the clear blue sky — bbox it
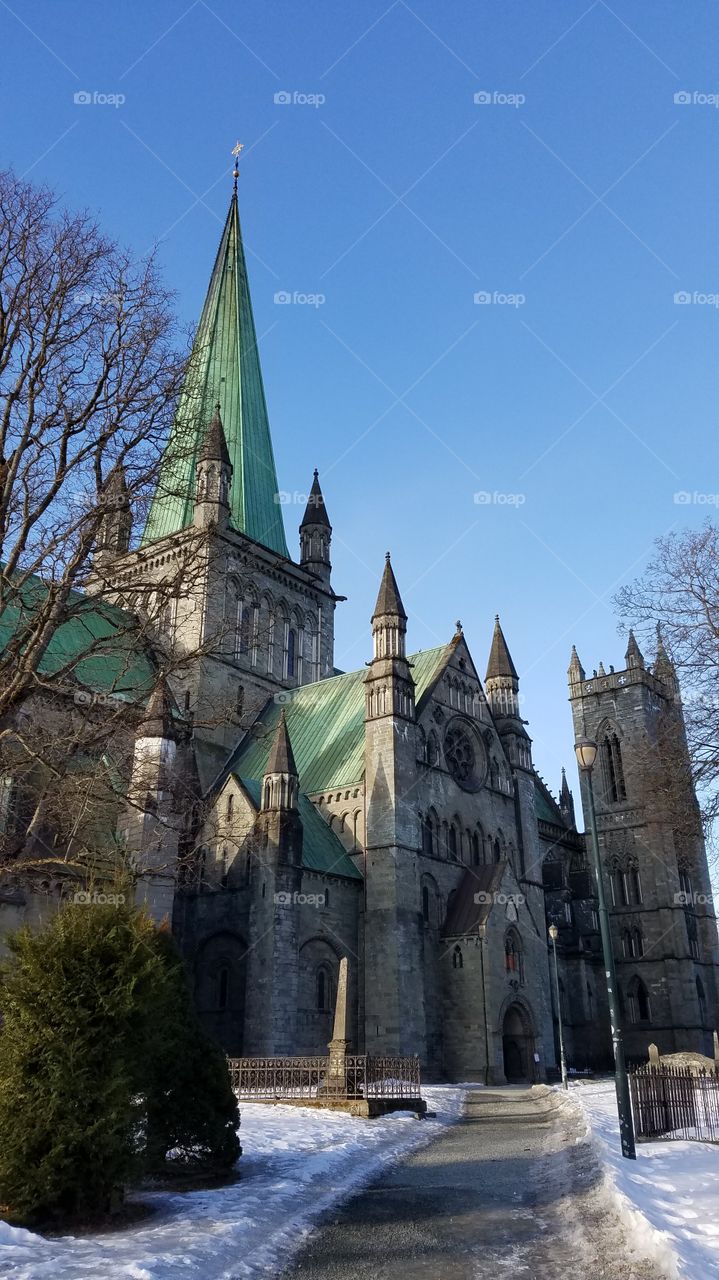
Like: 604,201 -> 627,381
2,0 -> 718,805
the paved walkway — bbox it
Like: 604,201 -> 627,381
288,1086 -> 666,1279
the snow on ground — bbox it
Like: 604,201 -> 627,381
0,1085 -> 468,1280
561,1079 -> 719,1280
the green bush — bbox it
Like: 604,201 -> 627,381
0,898 -> 240,1225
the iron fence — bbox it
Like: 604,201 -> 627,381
630,1064 -> 719,1143
228,1053 -> 422,1102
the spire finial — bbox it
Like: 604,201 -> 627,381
231,140 -> 244,189
385,551 -> 391,562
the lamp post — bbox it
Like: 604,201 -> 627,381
548,923 -> 568,1090
575,736 -> 636,1160
478,921 -> 490,1085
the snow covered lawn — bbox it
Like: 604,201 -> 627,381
0,1085 -> 467,1280
563,1079 -> 719,1280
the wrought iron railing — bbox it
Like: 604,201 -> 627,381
630,1064 -> 719,1143
228,1053 -> 422,1102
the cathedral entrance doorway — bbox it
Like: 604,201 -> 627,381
502,1003 -> 535,1082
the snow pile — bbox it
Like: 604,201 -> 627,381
0,1084 -> 467,1280
563,1079 -> 719,1280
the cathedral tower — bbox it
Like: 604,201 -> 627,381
568,636 -> 719,1056
363,554 -> 426,1058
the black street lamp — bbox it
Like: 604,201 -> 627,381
548,923 -> 568,1090
575,736 -> 636,1160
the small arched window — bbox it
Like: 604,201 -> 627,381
287,627 -> 296,677
448,825 -> 458,860
505,930 -> 524,983
452,945 -> 463,970
471,831 -> 481,865
226,792 -> 234,822
422,884 -> 430,923
218,966 -> 229,1011
493,838 -> 501,864
317,966 -> 334,1012
627,977 -> 650,1023
633,928 -> 644,957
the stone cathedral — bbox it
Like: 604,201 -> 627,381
2,181 -> 717,1083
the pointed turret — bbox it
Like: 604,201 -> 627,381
193,403 -> 233,530
371,553 -> 408,662
299,470 -> 332,588
484,615 -> 530,768
654,624 -> 677,695
142,187 -> 289,556
137,678 -> 177,741
559,767 -> 576,829
567,645 -> 585,688
262,710 -> 299,811
95,463 -> 132,566
625,630 -> 645,670
485,615 -> 518,681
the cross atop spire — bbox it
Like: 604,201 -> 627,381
232,140 -> 243,189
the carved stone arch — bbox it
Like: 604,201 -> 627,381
297,935 -> 343,1053
496,991 -> 536,1038
194,930 -> 248,1055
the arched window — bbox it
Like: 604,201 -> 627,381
452,945 -> 463,969
426,732 -> 438,766
316,966 -> 334,1012
286,626 -> 296,678
493,838 -> 501,864
504,930 -> 524,983
610,867 -> 629,907
627,976 -> 650,1023
448,824 -> 458,860
633,928 -> 644,957
629,867 -> 642,904
236,685 -> 244,718
471,831 -> 481,866
622,929 -> 634,959
422,884 -> 430,923
697,976 -> 707,1026
601,731 -> 627,803
226,792 -> 234,822
218,966 -> 229,1010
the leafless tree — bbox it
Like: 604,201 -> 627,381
616,522 -> 719,839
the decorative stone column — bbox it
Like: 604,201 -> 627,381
325,956 -> 351,1095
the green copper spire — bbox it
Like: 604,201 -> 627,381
141,188 -> 289,557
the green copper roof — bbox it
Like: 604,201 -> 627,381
0,575 -> 157,704
224,644 -> 451,795
141,190 -> 289,557
240,777 -> 362,881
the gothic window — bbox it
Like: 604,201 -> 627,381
445,724 -> 476,787
633,928 -> 644,957
601,732 -> 627,803
610,868 -> 629,907
697,976 -> 707,1026
627,976 -> 650,1023
264,781 -> 271,809
236,684 -> 244,719
296,626 -> 304,683
504,930 -> 524,984
629,868 -> 642,904
421,814 -> 433,857
286,627 -> 296,678
448,824 -> 458,860
226,793 -> 234,822
471,830 -> 481,866
493,838 -> 501,864
422,885 -> 430,923
316,966 -> 334,1012
218,966 -> 229,1011
237,599 -> 252,657
267,613 -> 275,673
452,945 -> 463,969
622,929 -> 634,959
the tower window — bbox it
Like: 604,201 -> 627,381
285,626 -> 296,678
218,966 -> 229,1011
422,884 -> 430,923
452,945 -> 463,969
448,825 -> 458,860
504,930 -> 524,983
602,733 -> 627,804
